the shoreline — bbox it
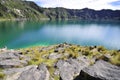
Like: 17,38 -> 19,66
0,43 -> 119,51
0,17 -> 120,22
0,18 -> 50,22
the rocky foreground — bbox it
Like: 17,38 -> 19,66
0,43 -> 120,80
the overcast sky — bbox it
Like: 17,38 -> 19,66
27,0 -> 120,10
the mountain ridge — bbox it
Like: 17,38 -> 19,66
0,0 -> 120,21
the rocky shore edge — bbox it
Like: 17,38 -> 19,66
0,43 -> 120,80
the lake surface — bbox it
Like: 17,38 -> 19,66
0,20 -> 120,49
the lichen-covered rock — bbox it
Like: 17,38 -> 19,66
4,65 -> 37,80
57,60 -> 74,80
0,59 -> 27,68
18,64 -> 49,80
0,51 -> 20,60
0,50 -> 28,68
56,58 -> 90,80
75,60 -> 120,80
48,53 -> 62,59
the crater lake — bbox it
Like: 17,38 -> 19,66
0,20 -> 120,49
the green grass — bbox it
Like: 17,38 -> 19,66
0,68 -> 5,79
11,43 -> 120,80
110,54 -> 120,66
0,72 -> 5,79
0,0 -> 48,20
19,44 -> 120,66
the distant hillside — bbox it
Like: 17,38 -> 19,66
40,7 -> 120,21
0,0 -> 120,21
0,0 -> 48,20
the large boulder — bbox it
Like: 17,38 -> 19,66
0,59 -> 27,68
57,60 -> 74,80
75,60 -> 120,80
4,65 -> 37,80
0,50 -> 28,68
18,64 -> 50,80
56,58 -> 90,80
0,51 -> 21,60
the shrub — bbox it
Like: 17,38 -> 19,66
110,54 -> 120,66
97,46 -> 106,52
0,72 -> 5,79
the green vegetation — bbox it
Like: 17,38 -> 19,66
0,0 -> 120,21
20,46 -> 57,67
0,72 -> 5,79
0,43 -> 119,80
19,44 -> 120,67
0,68 -> 5,79
110,53 -> 120,66
0,0 -> 48,20
18,43 -> 120,79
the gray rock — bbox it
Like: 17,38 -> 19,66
18,67 -> 41,80
0,51 -> 20,60
4,65 -> 37,80
18,64 -> 49,80
0,50 -> 30,69
54,47 -> 65,53
57,60 -> 74,80
77,56 -> 91,65
41,46 -> 54,52
75,60 -> 120,80
4,65 -> 37,75
56,58 -> 89,80
37,64 -> 50,80
0,59 -> 27,68
68,58 -> 87,74
54,69 -> 59,76
48,53 -> 62,59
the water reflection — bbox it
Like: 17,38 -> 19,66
0,20 -> 120,49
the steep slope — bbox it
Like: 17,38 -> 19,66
0,0 -> 120,21
67,8 -> 120,21
0,0 -> 48,20
42,8 -> 120,21
41,7 -> 70,20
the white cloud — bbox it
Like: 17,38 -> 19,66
27,0 -> 120,10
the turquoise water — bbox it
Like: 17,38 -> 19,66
0,20 -> 120,49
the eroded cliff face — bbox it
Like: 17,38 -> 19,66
0,43 -> 120,80
0,0 -> 120,21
